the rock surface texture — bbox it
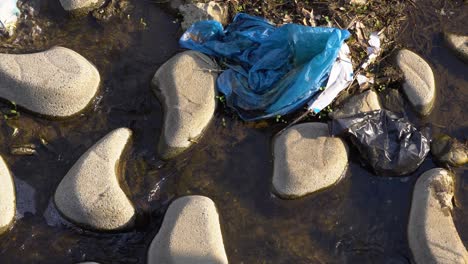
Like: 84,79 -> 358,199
379,88 -> 406,114
396,49 -> 436,116
0,46 -> 100,117
152,51 -> 218,159
408,168 -> 468,264
148,196 -> 228,264
0,156 -> 15,235
431,134 -> 468,167
59,0 -> 103,12
272,123 -> 348,199
179,1 -> 229,30
54,128 -> 135,231
444,33 -> 468,63
330,90 -> 381,119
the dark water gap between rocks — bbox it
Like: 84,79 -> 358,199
0,0 -> 466,263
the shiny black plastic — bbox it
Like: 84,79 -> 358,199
331,110 -> 430,176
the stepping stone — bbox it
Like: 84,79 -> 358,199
59,0 -> 104,12
272,123 -> 348,199
148,196 -> 228,264
330,90 -> 381,119
179,1 -> 229,30
152,51 -> 218,160
54,128 -> 135,231
395,49 -> 436,116
444,32 -> 468,63
0,46 -> 100,117
408,168 -> 468,263
0,156 -> 15,235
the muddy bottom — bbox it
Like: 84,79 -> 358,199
0,0 -> 467,263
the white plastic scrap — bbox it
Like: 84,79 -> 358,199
356,74 -> 374,86
361,32 -> 381,70
0,0 -> 20,35
308,43 -> 354,113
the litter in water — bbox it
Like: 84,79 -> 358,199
180,13 -> 350,121
331,110 -> 430,176
308,43 -> 354,114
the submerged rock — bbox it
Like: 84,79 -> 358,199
91,0 -> 131,21
272,123 -> 348,199
152,51 -> 218,160
379,88 -> 406,114
148,196 -> 228,264
444,33 -> 468,63
396,49 -> 436,116
408,168 -> 468,263
54,128 -> 135,231
179,1 -> 229,30
59,0 -> 104,12
330,90 -> 381,119
431,134 -> 467,167
0,156 -> 15,235
0,46 -> 100,117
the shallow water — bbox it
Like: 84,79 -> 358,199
0,0 -> 466,263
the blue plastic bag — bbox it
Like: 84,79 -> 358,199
180,13 -> 350,121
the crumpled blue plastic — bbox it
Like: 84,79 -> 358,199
180,13 -> 350,121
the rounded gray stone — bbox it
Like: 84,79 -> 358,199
0,46 -> 100,117
148,196 -> 228,264
179,1 -> 229,30
444,33 -> 468,63
59,0 -> 103,12
408,168 -> 468,264
152,51 -> 218,160
272,123 -> 348,199
0,156 -> 15,235
330,89 -> 381,119
396,49 -> 436,116
54,128 -> 135,231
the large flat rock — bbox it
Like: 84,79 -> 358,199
152,51 -> 218,159
396,49 -> 436,116
54,128 -> 135,231
408,168 -> 468,263
148,196 -> 228,264
272,123 -> 348,199
444,33 -> 468,63
0,46 -> 100,117
330,90 -> 381,119
0,156 -> 15,235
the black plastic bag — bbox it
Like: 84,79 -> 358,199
331,110 -> 430,176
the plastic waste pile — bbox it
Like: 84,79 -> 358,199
180,13 -> 350,121
0,0 -> 20,36
331,110 -> 430,176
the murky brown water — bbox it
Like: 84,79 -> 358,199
0,0 -> 466,263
